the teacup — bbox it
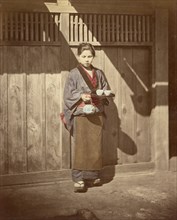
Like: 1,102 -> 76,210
96,89 -> 104,96
104,90 -> 112,96
83,104 -> 95,114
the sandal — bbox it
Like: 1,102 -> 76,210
85,178 -> 102,187
93,178 -> 101,186
74,181 -> 86,193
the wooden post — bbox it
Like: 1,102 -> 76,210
60,13 -> 71,169
153,9 -> 169,170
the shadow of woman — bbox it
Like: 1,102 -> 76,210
100,97 -> 137,184
100,98 -> 119,183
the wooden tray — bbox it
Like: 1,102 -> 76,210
91,93 -> 115,98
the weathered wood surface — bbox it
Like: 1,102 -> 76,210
0,47 -> 8,175
0,45 -> 64,174
0,6 -> 171,178
0,45 -> 153,175
154,9 -> 169,170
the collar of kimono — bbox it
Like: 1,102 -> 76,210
78,64 -> 98,90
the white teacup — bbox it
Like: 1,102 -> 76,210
104,90 -> 112,96
83,104 -> 95,114
96,89 -> 104,96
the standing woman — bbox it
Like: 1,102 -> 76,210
63,43 -> 109,192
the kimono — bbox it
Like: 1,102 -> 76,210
63,64 -> 108,181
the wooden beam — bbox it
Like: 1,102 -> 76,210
153,9 -> 169,170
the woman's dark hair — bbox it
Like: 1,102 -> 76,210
77,43 -> 95,57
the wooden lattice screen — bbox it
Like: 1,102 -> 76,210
69,14 -> 153,45
0,12 -> 61,44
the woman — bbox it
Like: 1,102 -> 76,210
63,43 -> 109,192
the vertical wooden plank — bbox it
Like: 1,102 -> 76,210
15,12 -> 19,41
54,14 -> 59,42
88,14 -> 93,42
98,14 -> 102,42
134,15 -> 137,42
125,15 -> 128,42
49,14 -> 54,42
46,73 -> 61,170
118,48 -> 137,164
35,13 -> 39,41
60,13 -> 71,169
30,13 -> 34,41
83,14 -> 88,42
142,16 -> 146,42
129,15 -> 133,42
102,47 -> 119,166
22,47 -> 27,174
154,9 -> 169,170
0,47 -> 8,174
45,13 -> 49,42
40,13 -> 44,42
0,12 -> 2,41
117,47 -> 123,164
27,74 -> 45,172
20,12 -> 24,41
4,12 -> 8,41
138,16 -> 142,42
41,48 -> 46,172
107,15 -> 110,42
43,45 -> 61,169
6,47 -> 27,173
25,13 -> 29,41
69,14 -> 73,42
93,14 -> 97,42
120,15 -> 124,42
146,16 -> 150,42
102,15 -> 106,42
133,48 -> 151,162
9,12 -> 13,40
26,46 -> 45,172
0,73 -> 8,174
111,15 -> 115,42
116,15 -> 120,42
44,46 -> 61,170
79,14 -> 83,42
8,74 -> 26,173
74,14 -> 78,42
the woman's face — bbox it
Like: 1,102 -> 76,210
78,50 -> 94,68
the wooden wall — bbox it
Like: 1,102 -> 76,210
0,0 -> 172,185
0,45 -> 153,177
0,45 -> 67,175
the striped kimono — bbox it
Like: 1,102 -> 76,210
63,64 -> 108,181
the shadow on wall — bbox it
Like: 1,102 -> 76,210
100,71 -> 137,183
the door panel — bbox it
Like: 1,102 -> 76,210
93,47 -> 152,165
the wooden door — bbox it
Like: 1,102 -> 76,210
0,11 -> 154,185
0,45 -> 64,175
93,47 -> 152,166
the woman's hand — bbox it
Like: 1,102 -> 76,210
81,93 -> 91,102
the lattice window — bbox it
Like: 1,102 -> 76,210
69,14 -> 153,45
0,12 -> 61,44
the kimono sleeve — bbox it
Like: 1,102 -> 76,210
63,72 -> 82,110
100,70 -> 108,90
